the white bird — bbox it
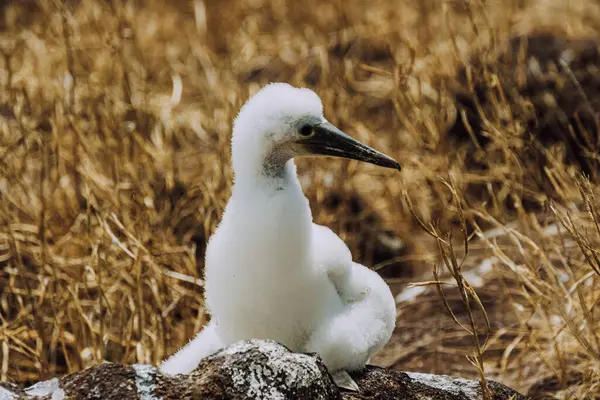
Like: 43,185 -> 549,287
160,83 -> 399,389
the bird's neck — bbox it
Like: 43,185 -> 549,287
235,158 -> 300,195
229,158 -> 312,259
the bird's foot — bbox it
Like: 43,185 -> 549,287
331,370 -> 359,392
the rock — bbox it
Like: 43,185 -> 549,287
346,368 -> 529,399
0,339 -> 527,400
187,339 -> 341,400
0,382 -> 28,399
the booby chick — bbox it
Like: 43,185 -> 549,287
160,83 -> 399,387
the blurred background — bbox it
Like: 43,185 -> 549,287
0,0 -> 599,397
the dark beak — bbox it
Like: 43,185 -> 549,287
298,122 -> 401,171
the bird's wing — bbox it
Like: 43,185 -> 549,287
304,256 -> 397,373
307,224 -> 397,373
311,223 -> 366,302
311,223 -> 351,277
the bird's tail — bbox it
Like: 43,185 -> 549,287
159,320 -> 224,375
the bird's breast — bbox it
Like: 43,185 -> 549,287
203,182 -> 338,348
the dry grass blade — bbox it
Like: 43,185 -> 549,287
0,0 -> 599,397
406,180 -> 492,400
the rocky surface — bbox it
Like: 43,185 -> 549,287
0,339 -> 527,400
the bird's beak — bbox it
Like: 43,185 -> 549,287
298,122 -> 401,171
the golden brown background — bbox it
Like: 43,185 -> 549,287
1,0 -> 599,398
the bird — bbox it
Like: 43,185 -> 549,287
160,82 -> 399,389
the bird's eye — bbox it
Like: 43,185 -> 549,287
298,124 -> 314,138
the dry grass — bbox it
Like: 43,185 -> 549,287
0,0 -> 599,397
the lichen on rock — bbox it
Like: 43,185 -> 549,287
0,340 -> 527,400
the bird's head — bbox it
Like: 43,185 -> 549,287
231,83 -> 400,180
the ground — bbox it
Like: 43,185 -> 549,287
0,0 -> 599,398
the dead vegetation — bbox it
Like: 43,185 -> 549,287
0,0 -> 599,397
